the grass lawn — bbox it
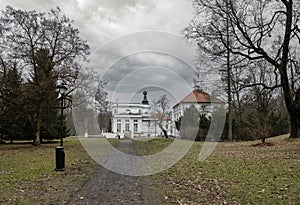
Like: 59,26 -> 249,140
1,135 -> 299,204
134,135 -> 300,204
0,136 -> 99,204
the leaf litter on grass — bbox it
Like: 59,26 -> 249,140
0,137 -> 98,204
136,135 -> 300,204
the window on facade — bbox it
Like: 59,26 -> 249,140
117,119 -> 121,122
125,123 -> 130,131
117,123 -> 121,132
125,119 -> 129,122
133,119 -> 138,122
134,123 -> 138,132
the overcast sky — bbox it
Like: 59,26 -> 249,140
0,0 -> 208,106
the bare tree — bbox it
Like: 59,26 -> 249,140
95,81 -> 108,113
184,0 -> 300,138
243,61 -> 281,143
0,6 -> 90,145
152,95 -> 170,138
95,81 -> 111,133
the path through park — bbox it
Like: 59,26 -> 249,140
67,139 -> 161,205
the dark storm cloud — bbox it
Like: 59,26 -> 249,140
1,0 -> 200,104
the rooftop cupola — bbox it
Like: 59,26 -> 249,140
142,91 -> 149,105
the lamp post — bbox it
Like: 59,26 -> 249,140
55,84 -> 67,171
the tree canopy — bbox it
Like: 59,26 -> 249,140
184,0 -> 300,138
0,6 -> 90,144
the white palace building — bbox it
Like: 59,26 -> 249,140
109,88 -> 223,139
111,91 -> 169,138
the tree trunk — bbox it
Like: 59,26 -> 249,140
162,129 -> 168,138
294,89 -> 300,138
159,123 -> 168,138
279,67 -> 299,138
33,115 -> 41,145
281,84 -> 299,138
280,1 -> 298,138
289,113 -> 299,138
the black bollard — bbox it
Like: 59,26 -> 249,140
55,146 -> 65,171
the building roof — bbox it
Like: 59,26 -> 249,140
173,89 -> 224,107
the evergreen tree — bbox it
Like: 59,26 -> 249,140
0,67 -> 27,142
0,6 -> 90,145
23,49 -> 60,144
180,105 -> 200,141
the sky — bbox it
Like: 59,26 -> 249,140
0,0 -> 215,106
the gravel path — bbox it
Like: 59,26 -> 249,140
67,139 -> 161,205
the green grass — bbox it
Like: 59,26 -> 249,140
1,135 -> 299,204
107,138 -> 121,148
133,138 -> 174,155
0,137 -> 98,204
133,135 -> 300,204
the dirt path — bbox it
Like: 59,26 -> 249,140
67,139 -> 161,205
